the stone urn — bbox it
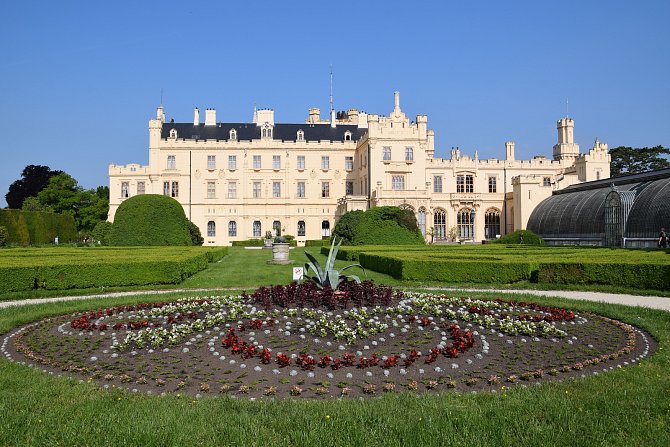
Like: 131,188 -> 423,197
267,242 -> 294,264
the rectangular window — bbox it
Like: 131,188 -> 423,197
466,175 -> 474,193
253,181 -> 261,198
321,182 -> 330,198
321,156 -> 330,170
297,221 -> 306,237
228,221 -> 237,237
543,177 -> 552,187
163,181 -> 170,196
488,176 -> 497,193
457,175 -> 464,193
253,155 -> 261,170
297,181 -> 305,198
383,146 -> 391,161
167,155 -> 176,170
228,155 -> 237,170
405,147 -> 414,161
434,175 -> 442,193
346,181 -> 353,195
253,221 -> 261,237
171,181 -> 179,198
273,181 -> 281,198
273,155 -> 281,170
207,155 -> 216,170
207,181 -> 216,199
297,155 -> 305,170
121,182 -> 129,198
345,156 -> 353,171
228,182 -> 237,199
137,181 -> 145,195
392,175 -> 405,190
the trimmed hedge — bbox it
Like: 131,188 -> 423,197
491,229 -> 545,245
537,262 -> 670,290
109,195 -> 192,246
0,247 -> 227,293
333,207 -> 425,246
305,239 -> 330,247
232,239 -> 297,247
0,209 -> 77,245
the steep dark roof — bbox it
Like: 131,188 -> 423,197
161,122 -> 365,142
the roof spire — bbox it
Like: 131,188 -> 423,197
329,65 -> 334,115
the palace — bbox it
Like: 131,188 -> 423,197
108,92 -> 610,245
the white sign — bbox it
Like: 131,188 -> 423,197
292,267 -> 304,281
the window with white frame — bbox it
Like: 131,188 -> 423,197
137,181 -> 145,195
253,155 -> 261,169
163,181 -> 170,196
466,175 -> 474,193
383,146 -> 391,161
321,156 -> 330,170
392,175 -> 405,190
297,130 -> 304,141
228,221 -> 237,237
297,220 -> 305,237
252,221 -> 261,237
228,155 -> 237,170
344,131 -> 352,141
171,181 -> 179,197
167,155 -> 176,169
488,176 -> 497,193
229,129 -> 237,140
345,156 -> 353,170
346,181 -> 353,195
121,182 -> 129,198
434,175 -> 442,193
207,221 -> 216,237
207,181 -> 216,199
253,181 -> 261,198
228,182 -> 237,199
457,174 -> 474,193
273,155 -> 281,170
543,177 -> 552,187
273,181 -> 281,198
261,125 -> 273,139
297,155 -> 305,170
321,181 -> 330,198
405,147 -> 414,161
207,155 -> 216,170
297,181 -> 305,198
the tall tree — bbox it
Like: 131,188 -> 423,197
5,165 -> 63,209
609,146 -> 670,177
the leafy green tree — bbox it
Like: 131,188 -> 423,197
21,196 -> 52,212
91,221 -> 113,245
333,206 -> 425,245
5,165 -> 63,209
609,146 -> 670,177
187,220 -> 204,246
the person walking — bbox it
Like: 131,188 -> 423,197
658,227 -> 667,248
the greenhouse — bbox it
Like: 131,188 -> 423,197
527,169 -> 670,247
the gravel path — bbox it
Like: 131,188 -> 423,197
1,287 -> 669,311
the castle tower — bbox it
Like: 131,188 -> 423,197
552,118 -> 580,163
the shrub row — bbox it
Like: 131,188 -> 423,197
0,209 -> 77,245
232,239 -> 297,247
536,262 -> 670,290
305,239 -> 330,247
0,247 -> 227,293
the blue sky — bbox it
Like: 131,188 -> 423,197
1,1 -> 668,207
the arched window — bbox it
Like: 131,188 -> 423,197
484,208 -> 501,239
322,220 -> 330,237
418,207 -> 427,237
229,129 -> 237,141
297,220 -> 306,237
207,221 -> 216,237
273,220 -> 281,236
458,208 -> 475,240
262,124 -> 273,139
169,128 -> 178,139
297,129 -> 304,141
433,209 -> 446,240
253,221 -> 261,237
228,221 -> 237,237
344,131 -> 352,141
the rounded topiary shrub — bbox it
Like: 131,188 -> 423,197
92,221 -> 113,245
108,195 -> 192,246
333,206 -> 425,245
492,229 -> 545,245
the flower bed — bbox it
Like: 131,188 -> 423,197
1,283 -> 654,399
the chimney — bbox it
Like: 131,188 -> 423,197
205,108 -> 216,126
505,141 -> 515,161
394,91 -> 401,113
193,108 -> 200,126
330,109 -> 336,128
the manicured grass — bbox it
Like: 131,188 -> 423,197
0,291 -> 668,446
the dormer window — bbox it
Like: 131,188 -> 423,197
261,124 -> 273,139
297,129 -> 304,141
169,128 -> 178,140
229,128 -> 237,141
344,131 -> 352,141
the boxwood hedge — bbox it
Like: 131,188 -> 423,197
0,209 -> 77,245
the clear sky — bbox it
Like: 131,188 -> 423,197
1,0 -> 668,207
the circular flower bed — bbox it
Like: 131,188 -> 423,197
1,282 -> 654,399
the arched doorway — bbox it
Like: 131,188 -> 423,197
457,208 -> 475,240
433,209 -> 446,240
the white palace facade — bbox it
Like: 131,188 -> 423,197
108,92 -> 611,246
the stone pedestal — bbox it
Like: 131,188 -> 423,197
266,243 -> 294,264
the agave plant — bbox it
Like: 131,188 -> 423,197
304,237 -> 364,290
